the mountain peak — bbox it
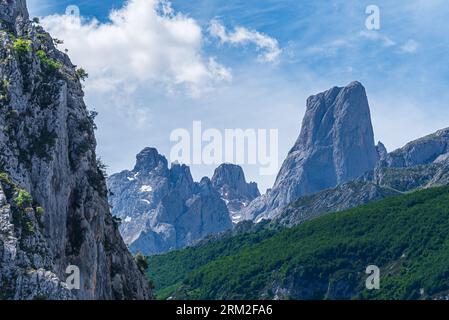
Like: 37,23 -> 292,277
211,163 -> 260,223
294,81 -> 374,153
212,163 -> 246,188
133,147 -> 168,172
242,81 -> 379,221
376,141 -> 388,161
347,80 -> 363,88
107,150 -> 232,255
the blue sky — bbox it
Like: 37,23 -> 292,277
29,0 -> 449,192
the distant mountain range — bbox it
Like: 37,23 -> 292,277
141,82 -> 449,300
107,149 -> 259,255
109,81 -> 449,257
2,0 -> 447,302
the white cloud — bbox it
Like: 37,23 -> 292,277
208,19 -> 282,62
400,39 -> 419,53
40,0 -> 231,97
358,31 -> 396,47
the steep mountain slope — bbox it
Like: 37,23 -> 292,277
211,164 -> 260,224
107,148 -> 232,256
0,0 -> 151,299
241,81 -> 379,221
147,186 -> 449,300
383,128 -> 449,168
277,156 -> 449,227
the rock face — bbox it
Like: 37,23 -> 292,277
107,148 -> 233,256
0,0 -> 28,26
211,164 -> 260,224
242,81 -> 379,221
382,128 -> 449,168
0,1 -> 151,300
277,127 -> 449,227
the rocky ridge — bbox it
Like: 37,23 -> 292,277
107,148 -> 233,256
277,127 -> 449,227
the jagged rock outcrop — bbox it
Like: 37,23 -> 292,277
277,128 -> 449,227
376,141 -> 388,162
382,128 -> 449,168
242,81 -> 379,221
211,164 -> 260,224
107,148 -> 232,256
0,0 -> 151,300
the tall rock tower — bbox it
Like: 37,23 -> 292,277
242,81 -> 379,221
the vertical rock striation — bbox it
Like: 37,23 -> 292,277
242,81 -> 379,221
0,0 -> 151,299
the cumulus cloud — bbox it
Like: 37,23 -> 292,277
40,0 -> 231,96
208,19 -> 282,62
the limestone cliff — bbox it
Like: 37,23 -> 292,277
242,81 -> 379,221
0,0 -> 151,300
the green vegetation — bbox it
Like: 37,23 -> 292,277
87,158 -> 108,197
0,172 -> 14,198
13,38 -> 32,57
75,67 -> 88,81
147,186 -> 449,300
12,189 -> 35,235
0,173 -> 44,237
14,189 -> 33,209
36,206 -> 45,216
133,253 -> 156,289
147,223 -> 277,299
135,253 -> 149,274
12,39 -> 33,90
36,50 -> 62,73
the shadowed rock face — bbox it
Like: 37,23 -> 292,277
107,148 -> 233,256
0,0 -> 151,300
242,81 -> 379,221
211,164 -> 260,224
0,0 -> 28,25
